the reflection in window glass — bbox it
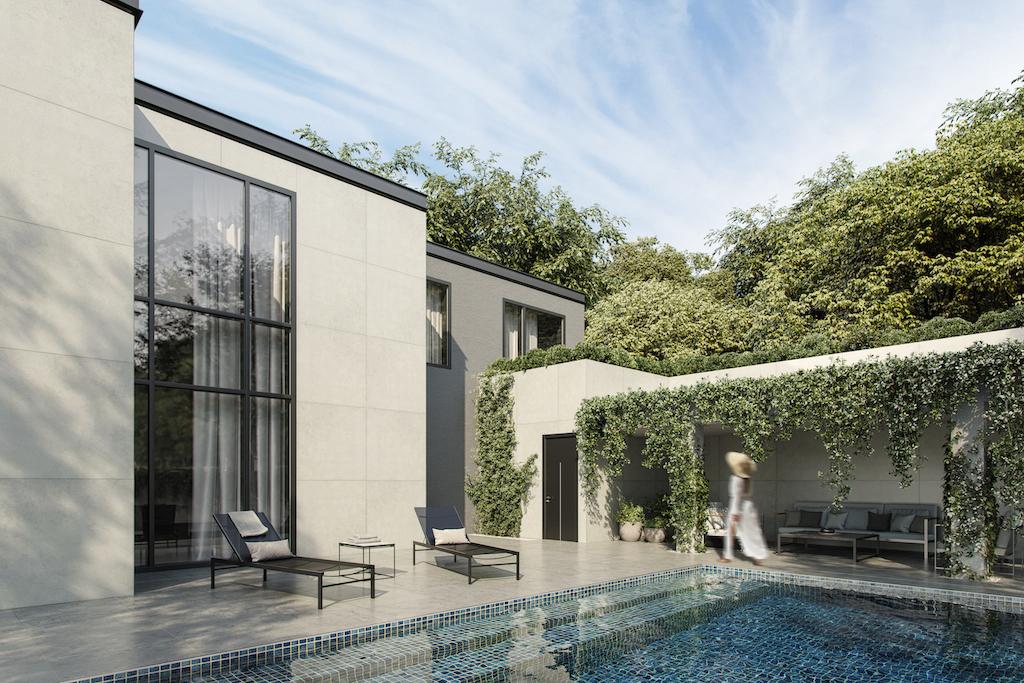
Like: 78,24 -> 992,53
503,303 -> 563,359
134,302 -> 148,379
250,186 -> 292,322
153,388 -> 240,565
134,147 -> 149,296
153,154 -> 244,311
134,385 -> 149,567
153,305 -> 242,389
426,281 -> 448,366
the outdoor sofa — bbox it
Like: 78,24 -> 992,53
211,511 -> 376,609
775,501 -> 939,567
413,506 -> 521,584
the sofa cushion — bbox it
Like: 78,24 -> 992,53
785,509 -> 803,526
878,531 -> 935,543
868,512 -> 891,532
845,509 -> 869,530
799,510 -> 823,528
891,513 -> 915,533
824,511 -> 848,530
909,515 -> 929,535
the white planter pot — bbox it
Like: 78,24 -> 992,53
643,527 -> 667,543
619,522 -> 643,542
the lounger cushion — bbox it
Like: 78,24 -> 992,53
433,528 -> 470,545
229,510 -> 269,538
845,509 -> 869,530
785,510 -> 802,526
246,539 -> 293,561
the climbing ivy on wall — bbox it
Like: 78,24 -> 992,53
573,342 -> 1024,577
466,374 -> 537,537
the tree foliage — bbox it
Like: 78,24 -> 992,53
293,129 -> 624,301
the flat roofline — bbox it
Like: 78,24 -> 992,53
100,0 -> 142,25
426,242 -> 587,304
134,80 -> 427,211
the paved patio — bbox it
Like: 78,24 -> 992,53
2,539 -> 1021,682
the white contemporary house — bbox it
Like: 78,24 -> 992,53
0,0 -> 584,610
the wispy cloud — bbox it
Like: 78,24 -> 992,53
136,0 -> 1024,251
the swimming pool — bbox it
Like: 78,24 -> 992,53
74,567 -> 1024,682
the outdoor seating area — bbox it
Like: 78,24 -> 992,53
775,501 -> 939,567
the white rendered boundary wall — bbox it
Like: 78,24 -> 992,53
510,328 -> 1024,543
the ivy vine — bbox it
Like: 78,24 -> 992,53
573,342 -> 1024,577
466,374 -> 537,536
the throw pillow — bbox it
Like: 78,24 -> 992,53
824,511 -> 848,530
785,510 -> 802,526
891,514 -> 915,533
433,527 -> 470,545
798,510 -> 822,528
867,512 -> 891,532
246,539 -> 293,562
845,509 -> 869,530
910,516 -> 930,534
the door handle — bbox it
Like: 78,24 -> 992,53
544,496 -> 552,504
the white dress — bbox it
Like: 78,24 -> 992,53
724,474 -> 768,560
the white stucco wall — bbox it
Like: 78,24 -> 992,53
511,328 -> 1024,544
0,0 -> 137,609
134,106 -> 428,559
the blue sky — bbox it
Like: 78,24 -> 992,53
135,0 -> 1024,252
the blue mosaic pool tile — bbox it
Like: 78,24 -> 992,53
66,565 -> 1024,683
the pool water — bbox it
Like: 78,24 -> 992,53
200,572 -> 1024,682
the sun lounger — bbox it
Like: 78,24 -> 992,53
211,511 -> 375,609
412,506 -> 520,584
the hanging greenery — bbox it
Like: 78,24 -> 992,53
573,341 -> 1024,577
466,374 -> 538,536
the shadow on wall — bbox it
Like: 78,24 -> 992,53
0,183 -> 135,608
602,436 -> 670,539
426,335 -> 466,523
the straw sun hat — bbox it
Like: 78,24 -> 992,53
725,451 -> 757,479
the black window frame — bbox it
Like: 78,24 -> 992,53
501,299 -> 565,359
133,140 -> 297,571
426,278 -> 451,369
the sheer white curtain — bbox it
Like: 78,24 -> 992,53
426,282 -> 447,365
250,187 -> 291,538
504,303 -> 521,358
523,309 -> 539,353
189,168 -> 244,561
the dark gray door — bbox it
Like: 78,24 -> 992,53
543,435 -> 578,541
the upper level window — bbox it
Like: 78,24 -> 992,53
426,280 -> 449,367
503,302 -> 564,359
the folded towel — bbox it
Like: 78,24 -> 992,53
351,534 -> 379,541
349,536 -> 380,542
229,510 -> 268,538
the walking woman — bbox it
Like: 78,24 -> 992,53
722,450 -> 768,565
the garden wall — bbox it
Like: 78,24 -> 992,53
510,327 -> 1024,543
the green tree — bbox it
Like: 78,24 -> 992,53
598,237 -> 710,297
584,280 -> 752,359
293,130 -> 624,301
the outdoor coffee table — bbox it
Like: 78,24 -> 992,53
339,541 -> 396,579
776,530 -> 880,564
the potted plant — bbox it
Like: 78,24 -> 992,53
642,494 -> 672,543
643,516 -> 669,543
617,501 -> 645,542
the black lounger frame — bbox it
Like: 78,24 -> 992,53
412,506 -> 520,584
211,512 -> 375,609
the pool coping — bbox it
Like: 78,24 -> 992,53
66,565 -> 1024,682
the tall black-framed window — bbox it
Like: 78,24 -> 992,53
502,301 -> 564,359
133,142 -> 296,569
426,279 -> 450,367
